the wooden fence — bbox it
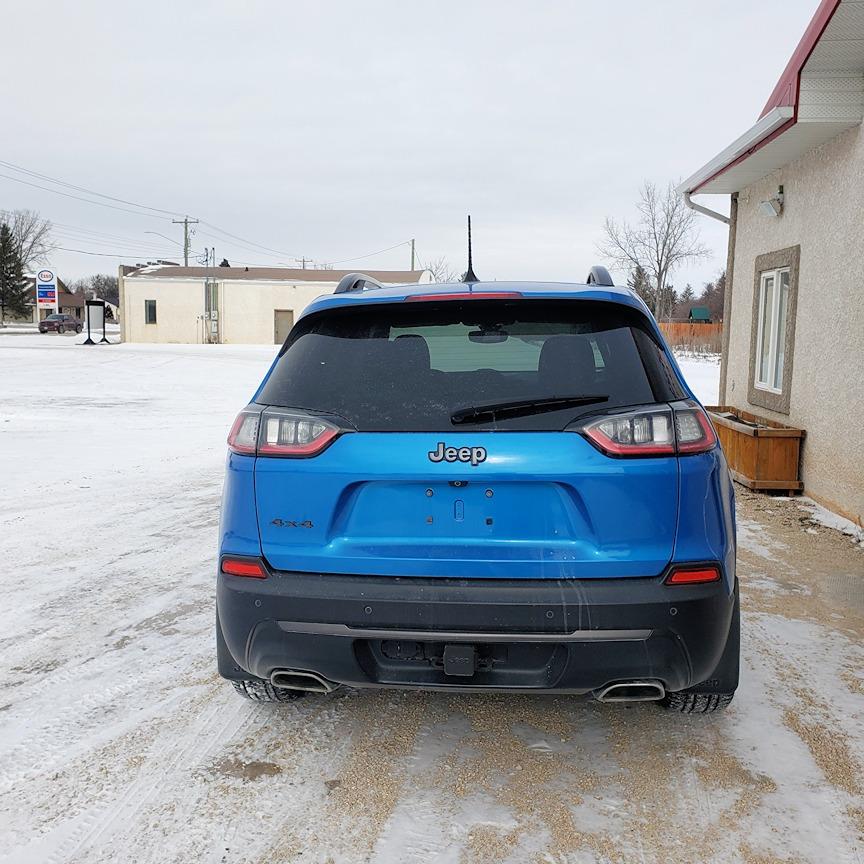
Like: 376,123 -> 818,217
658,322 -> 722,355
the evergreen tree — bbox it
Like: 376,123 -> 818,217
0,222 -> 29,325
626,264 -> 655,307
680,283 -> 695,306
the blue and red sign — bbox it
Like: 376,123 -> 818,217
36,269 -> 57,308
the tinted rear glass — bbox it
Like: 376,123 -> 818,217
257,300 -> 684,431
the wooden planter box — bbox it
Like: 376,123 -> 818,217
705,406 -> 805,493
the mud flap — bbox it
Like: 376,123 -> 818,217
216,611 -> 247,680
691,582 -> 740,693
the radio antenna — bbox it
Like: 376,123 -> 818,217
463,214 -> 478,282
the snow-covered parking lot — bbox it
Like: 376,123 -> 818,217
1,333 -> 862,864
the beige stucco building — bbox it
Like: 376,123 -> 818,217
681,0 -> 864,525
119,265 -> 431,345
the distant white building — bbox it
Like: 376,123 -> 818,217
118,265 -> 432,344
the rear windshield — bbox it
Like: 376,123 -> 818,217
257,300 -> 684,431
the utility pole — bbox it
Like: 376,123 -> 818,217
172,216 -> 199,267
410,238 -> 415,270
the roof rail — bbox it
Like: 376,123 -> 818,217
334,272 -> 385,294
586,266 -> 614,287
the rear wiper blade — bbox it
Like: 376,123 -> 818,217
450,395 -> 609,425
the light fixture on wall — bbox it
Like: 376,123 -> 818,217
759,185 -> 784,217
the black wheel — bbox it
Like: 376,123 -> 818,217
76,325 -> 83,333
661,581 -> 739,714
58,324 -> 66,334
231,679 -> 306,703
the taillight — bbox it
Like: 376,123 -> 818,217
227,407 -> 342,457
674,406 -> 718,453
665,564 -> 721,585
227,410 -> 260,455
581,402 -> 717,457
258,410 -> 340,457
221,558 -> 266,578
582,408 -> 675,456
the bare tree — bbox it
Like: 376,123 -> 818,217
0,209 -> 54,272
423,256 -> 459,283
68,273 -> 119,306
598,182 -> 708,318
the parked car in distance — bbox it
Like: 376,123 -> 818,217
39,314 -> 83,334
217,269 -> 739,713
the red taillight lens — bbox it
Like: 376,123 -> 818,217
221,558 -> 266,578
582,408 -> 675,456
227,410 -> 260,455
257,410 -> 340,457
227,407 -> 342,458
581,403 -> 717,458
405,291 -> 523,302
674,407 -> 718,454
665,564 -> 721,585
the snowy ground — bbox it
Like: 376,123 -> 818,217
675,354 -> 721,405
1,334 -> 861,864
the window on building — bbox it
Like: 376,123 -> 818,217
754,267 -> 790,393
747,246 -> 799,415
145,299 -> 157,325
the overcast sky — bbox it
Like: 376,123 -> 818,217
3,0 -> 819,289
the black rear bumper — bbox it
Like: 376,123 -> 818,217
216,562 -> 737,694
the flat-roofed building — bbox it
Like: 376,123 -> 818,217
119,265 -> 432,344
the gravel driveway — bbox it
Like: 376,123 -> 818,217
1,337 -> 861,864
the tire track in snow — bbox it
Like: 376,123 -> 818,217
0,625 -> 205,793
40,695 -> 252,864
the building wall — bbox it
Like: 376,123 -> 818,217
122,279 -> 204,343
121,278 -> 344,344
725,123 -> 864,524
220,281 -> 335,344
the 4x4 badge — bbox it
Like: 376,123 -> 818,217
428,442 -> 487,467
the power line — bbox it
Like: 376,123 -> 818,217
52,228 -> 179,251
53,245 -> 185,259
197,220 -> 300,259
193,228 -> 292,261
0,172 -> 173,220
53,223 -> 162,243
0,159 -> 186,218
326,239 -> 412,266
2,159 -> 418,271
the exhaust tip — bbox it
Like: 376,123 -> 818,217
271,669 -> 338,694
594,681 -> 665,703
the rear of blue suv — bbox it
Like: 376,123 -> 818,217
217,278 -> 739,712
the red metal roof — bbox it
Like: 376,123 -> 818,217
760,0 -> 842,118
682,0 -> 864,196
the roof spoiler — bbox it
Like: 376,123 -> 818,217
334,272 -> 385,294
586,266 -> 614,287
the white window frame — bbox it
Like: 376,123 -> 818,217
754,267 -> 789,394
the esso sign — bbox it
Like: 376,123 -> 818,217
37,270 -> 54,283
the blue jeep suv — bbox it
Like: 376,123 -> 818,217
217,269 -> 739,712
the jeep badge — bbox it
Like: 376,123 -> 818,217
428,442 -> 487,466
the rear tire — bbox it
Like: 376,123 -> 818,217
661,580 -> 739,714
231,679 -> 306,703
58,324 -> 66,333
661,691 -> 734,713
